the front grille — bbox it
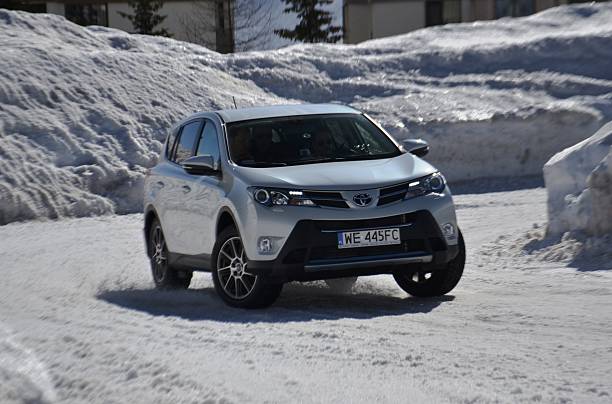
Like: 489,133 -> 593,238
316,200 -> 350,208
378,181 -> 410,206
303,191 -> 350,209
378,178 -> 428,206
300,177 -> 430,209
315,213 -> 414,231
380,182 -> 411,196
378,193 -> 405,206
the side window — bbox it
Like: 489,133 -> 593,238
196,121 -> 221,165
165,128 -> 179,159
173,121 -> 202,163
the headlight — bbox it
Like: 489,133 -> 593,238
424,172 -> 446,193
250,187 -> 316,207
404,172 -> 446,200
253,189 -> 271,204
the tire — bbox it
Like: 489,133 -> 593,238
325,277 -> 358,293
211,227 -> 283,309
148,218 -> 192,289
393,230 -> 465,297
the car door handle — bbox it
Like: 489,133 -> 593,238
182,185 -> 191,194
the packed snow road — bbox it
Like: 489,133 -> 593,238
1,187 -> 611,404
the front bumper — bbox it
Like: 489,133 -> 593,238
235,186 -> 458,262
247,210 -> 459,283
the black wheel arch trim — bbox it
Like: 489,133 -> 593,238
144,205 -> 161,258
216,207 -> 239,235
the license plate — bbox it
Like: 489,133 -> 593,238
337,228 -> 401,249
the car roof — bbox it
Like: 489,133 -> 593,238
213,103 -> 361,123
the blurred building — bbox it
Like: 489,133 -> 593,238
1,0 -> 235,52
343,0 -> 606,43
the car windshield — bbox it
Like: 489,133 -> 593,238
226,114 -> 402,167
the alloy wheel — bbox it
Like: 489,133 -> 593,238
151,225 -> 167,282
410,271 -> 433,284
217,236 -> 257,299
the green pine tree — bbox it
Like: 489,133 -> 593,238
274,0 -> 342,43
118,0 -> 171,37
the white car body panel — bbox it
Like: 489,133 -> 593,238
144,104 -> 459,265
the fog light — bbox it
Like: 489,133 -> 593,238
442,223 -> 456,238
258,237 -> 273,254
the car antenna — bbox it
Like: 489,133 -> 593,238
232,96 -> 238,109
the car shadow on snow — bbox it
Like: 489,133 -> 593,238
96,283 -> 454,323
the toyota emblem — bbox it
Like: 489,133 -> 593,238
353,193 -> 373,207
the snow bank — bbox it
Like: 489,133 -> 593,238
0,12 -> 283,224
1,4 -> 612,224
544,122 -> 612,236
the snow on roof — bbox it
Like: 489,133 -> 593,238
214,103 -> 360,123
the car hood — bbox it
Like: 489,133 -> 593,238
231,153 -> 437,191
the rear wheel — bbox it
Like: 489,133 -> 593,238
212,227 -> 283,309
394,230 -> 465,297
325,277 -> 358,293
148,219 -> 192,289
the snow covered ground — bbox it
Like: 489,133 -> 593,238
2,3 -> 612,224
1,187 -> 611,404
1,6 -> 611,401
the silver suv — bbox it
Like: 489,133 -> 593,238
144,104 -> 464,308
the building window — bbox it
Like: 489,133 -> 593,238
426,0 -> 462,27
3,1 -> 46,13
495,0 -> 534,18
218,1 -> 225,29
65,3 -> 108,27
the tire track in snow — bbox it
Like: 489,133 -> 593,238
0,323 -> 57,404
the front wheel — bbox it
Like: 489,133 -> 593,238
212,227 -> 283,309
394,230 -> 465,297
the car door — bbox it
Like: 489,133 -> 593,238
160,119 -> 204,252
178,119 -> 224,256
146,125 -> 179,232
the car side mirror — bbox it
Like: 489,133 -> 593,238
402,138 -> 430,157
181,155 -> 219,175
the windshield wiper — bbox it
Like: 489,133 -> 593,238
338,153 -> 400,161
240,161 -> 287,167
287,157 -> 346,165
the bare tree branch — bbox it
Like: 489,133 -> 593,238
177,1 -> 216,48
233,0 -> 275,51
177,0 -> 275,52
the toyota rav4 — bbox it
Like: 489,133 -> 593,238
144,104 -> 465,308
